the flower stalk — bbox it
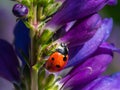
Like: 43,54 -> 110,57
30,2 -> 40,90
12,0 -> 62,90
31,66 -> 38,90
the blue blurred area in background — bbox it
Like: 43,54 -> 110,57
0,0 -> 120,83
0,0 -> 16,44
0,0 -> 17,89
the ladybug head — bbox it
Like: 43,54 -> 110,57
56,43 -> 68,55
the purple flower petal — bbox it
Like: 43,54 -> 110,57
82,72 -> 120,90
60,13 -> 102,47
14,20 -> 30,65
46,0 -> 113,31
100,42 -> 120,53
0,39 -> 20,82
53,21 -> 76,40
61,46 -> 113,89
66,18 -> 113,67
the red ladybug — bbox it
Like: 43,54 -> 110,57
45,44 -> 68,72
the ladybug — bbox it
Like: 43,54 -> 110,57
45,43 -> 68,72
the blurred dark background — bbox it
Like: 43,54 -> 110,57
0,0 -> 120,77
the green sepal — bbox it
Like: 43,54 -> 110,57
38,0 -> 48,7
44,3 -> 61,16
21,0 -> 31,7
46,85 -> 59,90
40,15 -> 46,21
23,21 -> 34,31
38,30 -> 54,44
43,44 -> 57,56
38,69 -> 46,80
52,85 -> 59,90
45,74 -> 55,88
38,69 -> 46,87
38,0 -> 54,7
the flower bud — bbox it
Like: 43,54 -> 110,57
12,4 -> 28,17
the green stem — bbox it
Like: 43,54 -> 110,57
30,26 -> 39,90
30,1 -> 39,90
31,67 -> 38,90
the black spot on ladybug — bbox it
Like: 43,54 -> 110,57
51,57 -> 54,61
56,65 -> 61,68
63,57 -> 67,61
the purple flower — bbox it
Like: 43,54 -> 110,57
61,43 -> 113,89
59,42 -> 120,90
12,4 -> 28,17
46,0 -> 117,30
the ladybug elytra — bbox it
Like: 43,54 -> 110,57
45,43 -> 68,72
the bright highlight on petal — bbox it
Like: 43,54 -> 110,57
66,18 -> 113,67
82,72 -> 120,90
